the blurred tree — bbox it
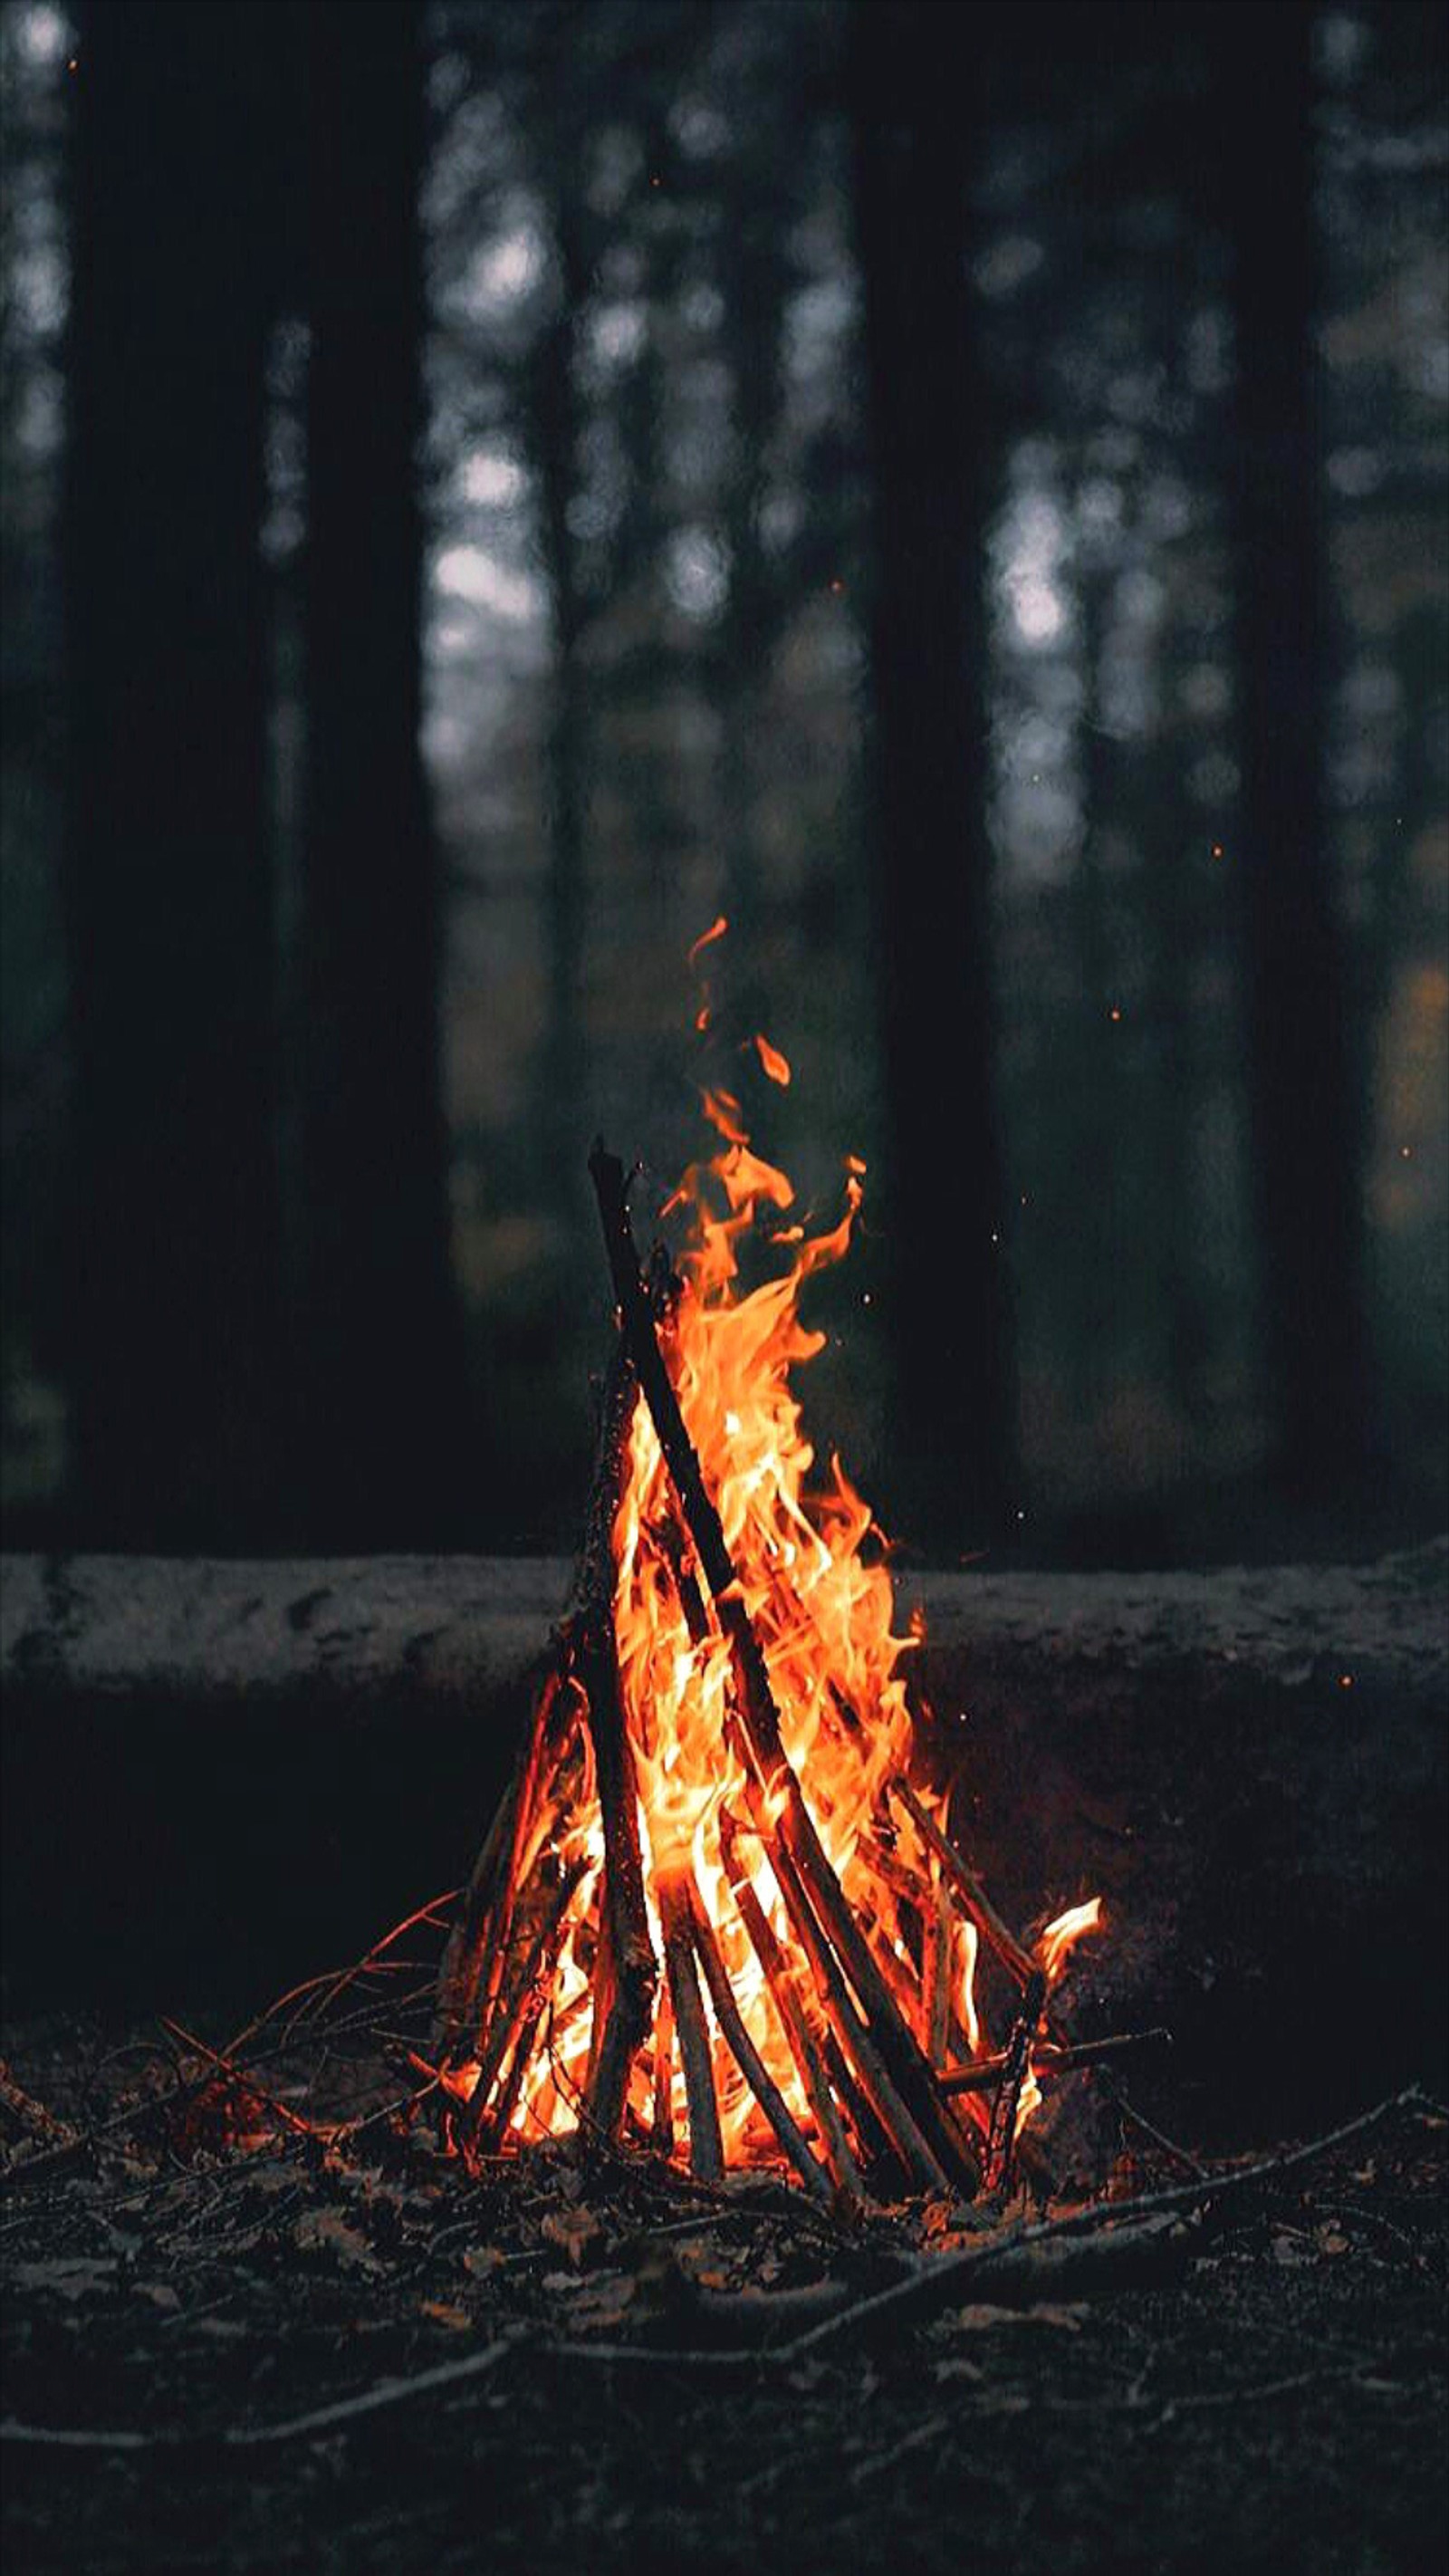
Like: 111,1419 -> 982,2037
849,0 -> 1014,1550
1216,4 -> 1372,1499
294,0 -> 464,1543
64,1 -> 285,1545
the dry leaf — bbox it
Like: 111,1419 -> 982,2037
14,2258 -> 118,2303
947,2302 -> 1088,2331
541,2205 -> 602,2268
418,2300 -> 472,2331
293,2208 -> 380,2272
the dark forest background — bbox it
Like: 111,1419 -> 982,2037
0,0 -> 1444,1567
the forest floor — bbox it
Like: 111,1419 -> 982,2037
2,2017 -> 1445,2576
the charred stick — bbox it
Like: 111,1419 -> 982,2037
763,1816 -> 950,2194
434,1666 -> 551,2058
941,2026 -> 1173,2097
576,1618 -> 657,2142
658,1877 -> 723,2182
925,1863 -> 952,2069
721,1823 -> 863,2198
985,1968 -> 1048,2195
438,1660 -> 574,2066
651,1979 -> 676,2157
459,1856 -> 590,2146
888,1777 -> 1041,1997
653,1507 -> 711,1645
681,1879 -> 832,2204
486,1997 -> 550,2148
570,1340 -> 639,1625
766,1776 -> 977,2193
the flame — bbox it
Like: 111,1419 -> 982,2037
752,1033 -> 792,1087
490,1027 -> 1100,2177
1039,1897 -> 1103,1985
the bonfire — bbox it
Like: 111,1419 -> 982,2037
432,1002 -> 1109,2205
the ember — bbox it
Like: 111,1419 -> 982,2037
434,1050 -> 1108,2201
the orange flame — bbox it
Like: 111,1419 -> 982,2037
1039,1897 -> 1103,1985
493,1040 -> 1100,2175
752,1033 -> 792,1087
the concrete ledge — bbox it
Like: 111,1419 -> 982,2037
3,1545 -> 1445,2140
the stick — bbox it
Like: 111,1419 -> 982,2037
658,1875 -> 723,2182
777,2083 -> 1432,2359
925,1863 -> 951,2068
682,1879 -> 832,2203
721,1816 -> 863,2197
888,1776 -> 1041,1995
764,1812 -> 950,2194
458,1856 -> 589,2147
651,1977 -> 676,2157
157,2020 -> 315,2141
437,1660 -> 567,2063
940,2027 -> 1173,2095
984,1970 -> 1047,2195
0,2338 -> 517,2453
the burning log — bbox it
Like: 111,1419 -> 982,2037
436,1109 -> 1108,2201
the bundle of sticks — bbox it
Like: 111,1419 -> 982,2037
433,1142 -> 1159,2203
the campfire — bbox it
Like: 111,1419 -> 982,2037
432,1043 -> 1110,2204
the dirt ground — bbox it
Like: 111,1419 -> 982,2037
2,2017 -> 1445,2576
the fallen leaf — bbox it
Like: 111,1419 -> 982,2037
14,2258 -> 119,2304
293,2208 -> 380,2272
541,2205 -> 602,2268
570,2275 -> 637,2332
933,2356 -> 985,2382
462,2245 -> 503,2281
135,2282 -> 181,2311
946,2302 -> 1088,2331
418,2300 -> 472,2331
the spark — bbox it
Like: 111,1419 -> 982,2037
688,914 -> 728,967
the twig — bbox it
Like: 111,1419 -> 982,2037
776,2083 -> 1432,2358
544,2085 -> 1435,2370
158,2021 -> 315,2140
939,2028 -> 1173,2096
888,1777 -> 1039,1994
0,2336 -> 517,2454
984,1970 -> 1047,2195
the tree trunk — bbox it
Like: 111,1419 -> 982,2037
294,0 -> 463,1545
1219,5 -> 1370,1497
849,0 -> 1014,1553
63,4 -> 283,1547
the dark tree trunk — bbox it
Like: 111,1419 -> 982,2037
63,4 -> 283,1547
717,215 -> 789,1019
294,0 -> 463,1545
849,1 -> 1014,1552
531,192 -> 591,1204
1068,558 -> 1120,1423
1219,5 -> 1370,1497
